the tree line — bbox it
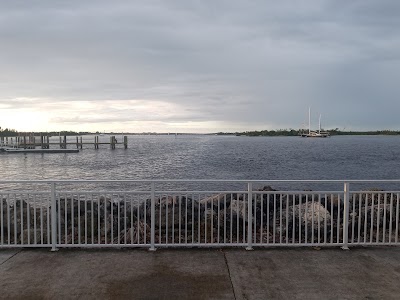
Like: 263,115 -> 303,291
2,126 -> 400,137
0,127 -> 18,137
216,128 -> 400,136
0,127 -> 90,137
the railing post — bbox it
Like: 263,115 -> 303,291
50,182 -> 58,252
342,182 -> 350,250
149,182 -> 156,251
246,182 -> 253,250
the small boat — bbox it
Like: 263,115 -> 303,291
300,108 -> 330,138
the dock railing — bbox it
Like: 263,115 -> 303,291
0,180 -> 399,251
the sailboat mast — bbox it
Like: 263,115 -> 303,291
319,114 -> 321,134
308,107 -> 311,134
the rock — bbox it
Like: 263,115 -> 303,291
229,200 -> 247,221
350,203 -> 397,241
157,195 -> 178,206
254,228 -> 274,243
147,196 -> 201,230
18,229 -> 48,244
276,202 -> 332,243
325,194 -> 343,217
115,221 -> 151,244
4,188 -> 398,247
259,186 -> 277,192
199,193 -> 232,209
256,193 -> 292,215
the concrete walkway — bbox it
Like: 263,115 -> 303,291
1,247 -> 400,299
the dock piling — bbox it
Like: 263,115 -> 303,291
124,136 -> 128,149
1,134 -> 127,150
110,136 -> 115,149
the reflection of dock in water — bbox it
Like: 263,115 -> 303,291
0,133 -> 128,151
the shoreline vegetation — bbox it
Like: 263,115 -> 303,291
217,129 -> 400,136
1,127 -> 400,137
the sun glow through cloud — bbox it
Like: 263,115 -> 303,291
2,98 -> 237,133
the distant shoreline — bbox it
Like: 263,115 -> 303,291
1,130 -> 400,137
215,130 -> 400,137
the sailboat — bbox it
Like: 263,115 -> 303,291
300,108 -> 330,138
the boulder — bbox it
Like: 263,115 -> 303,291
147,196 -> 201,230
275,202 -> 332,243
116,221 -> 151,244
199,193 -> 232,209
19,229 -> 48,245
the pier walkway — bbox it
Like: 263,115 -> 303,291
1,247 -> 400,299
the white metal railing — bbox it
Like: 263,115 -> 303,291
0,180 -> 399,250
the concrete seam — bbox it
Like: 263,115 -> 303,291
222,250 -> 237,300
0,249 -> 22,266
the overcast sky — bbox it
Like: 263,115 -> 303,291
1,0 -> 399,132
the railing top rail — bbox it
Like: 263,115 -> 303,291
0,179 -> 400,184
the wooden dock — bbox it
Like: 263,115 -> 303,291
1,148 -> 80,154
0,134 -> 128,150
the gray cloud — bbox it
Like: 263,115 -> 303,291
1,0 -> 400,132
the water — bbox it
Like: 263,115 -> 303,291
1,135 -> 400,191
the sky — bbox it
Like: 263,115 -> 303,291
1,0 -> 400,133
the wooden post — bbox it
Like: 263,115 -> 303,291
124,136 -> 128,149
46,136 -> 50,149
76,136 -> 79,149
40,134 -> 44,149
95,136 -> 98,149
64,135 -> 67,149
23,135 -> 27,149
80,136 -> 83,149
59,136 -> 62,148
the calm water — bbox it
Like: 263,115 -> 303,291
1,135 -> 400,191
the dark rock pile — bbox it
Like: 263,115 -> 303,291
1,187 -> 399,246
